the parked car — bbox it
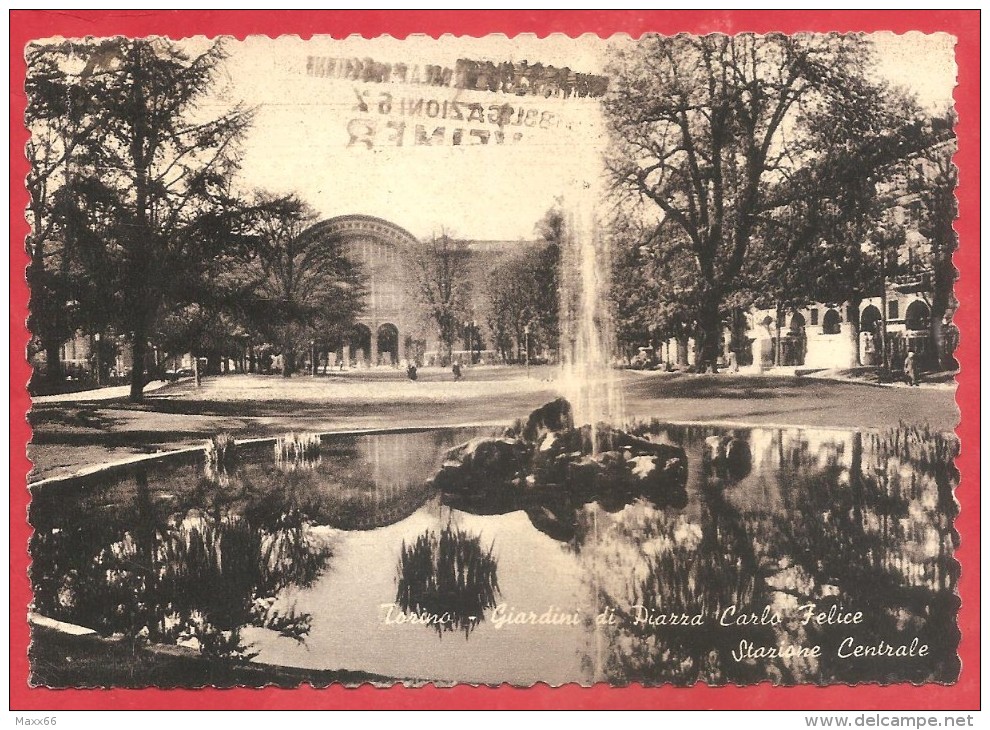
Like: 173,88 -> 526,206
629,347 -> 657,370
165,367 -> 194,382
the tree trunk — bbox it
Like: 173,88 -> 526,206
931,259 -> 954,371
774,302 -> 784,368
129,334 -> 146,402
930,317 -> 949,371
44,339 -> 63,385
698,299 -> 722,373
846,298 -> 862,367
728,308 -> 745,358
283,350 -> 295,377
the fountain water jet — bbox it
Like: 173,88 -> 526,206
558,184 -> 624,452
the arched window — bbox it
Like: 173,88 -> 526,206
860,305 -> 882,335
905,300 -> 931,332
788,312 -> 806,335
822,309 -> 842,335
377,323 -> 399,365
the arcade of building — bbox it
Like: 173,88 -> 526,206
299,214 -> 419,368
274,214 -> 540,370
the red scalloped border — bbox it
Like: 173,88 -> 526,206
9,10 -> 980,711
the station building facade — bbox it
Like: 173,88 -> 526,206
300,214 -> 542,368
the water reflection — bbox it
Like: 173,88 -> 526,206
576,424 -> 959,685
30,429 -> 471,661
29,424 -> 959,685
569,471 -> 770,685
259,431 -> 465,530
31,468 -> 331,660
395,523 -> 500,637
443,463 -> 687,545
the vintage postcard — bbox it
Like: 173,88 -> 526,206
12,10 -> 978,711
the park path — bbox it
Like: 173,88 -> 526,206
31,380 -> 170,404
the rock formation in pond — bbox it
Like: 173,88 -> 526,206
430,398 -> 689,540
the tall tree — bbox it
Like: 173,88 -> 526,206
36,38 -> 254,401
917,140 -> 959,369
242,194 -> 365,376
406,232 -> 471,366
486,252 -> 536,362
608,213 -> 682,363
531,207 -> 563,357
25,41 -> 110,384
605,34 -> 886,371
484,216 -> 563,363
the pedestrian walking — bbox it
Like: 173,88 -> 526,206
452,362 -> 463,381
903,351 -> 919,386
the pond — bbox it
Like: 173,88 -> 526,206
29,423 -> 959,686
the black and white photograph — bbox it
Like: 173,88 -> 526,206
24,31 -> 961,689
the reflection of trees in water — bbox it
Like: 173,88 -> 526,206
770,426 -> 959,684
574,488 -> 770,685
31,429 -> 473,664
395,523 -> 500,638
576,425 -> 958,686
30,425 -> 958,682
31,463 -> 333,661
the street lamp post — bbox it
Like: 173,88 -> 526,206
524,324 -> 530,378
464,321 -> 471,366
93,332 -> 102,387
469,319 -> 477,364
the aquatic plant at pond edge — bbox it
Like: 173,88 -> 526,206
204,433 -> 238,484
275,432 -> 323,471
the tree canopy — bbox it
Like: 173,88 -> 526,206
605,33 -> 953,370
485,207 -> 563,363
241,194 -> 365,375
405,231 -> 472,366
27,38 -> 255,399
604,33 -> 901,369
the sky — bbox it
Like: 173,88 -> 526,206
202,33 -> 957,242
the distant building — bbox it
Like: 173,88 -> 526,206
297,214 -> 542,367
750,135 -> 955,372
